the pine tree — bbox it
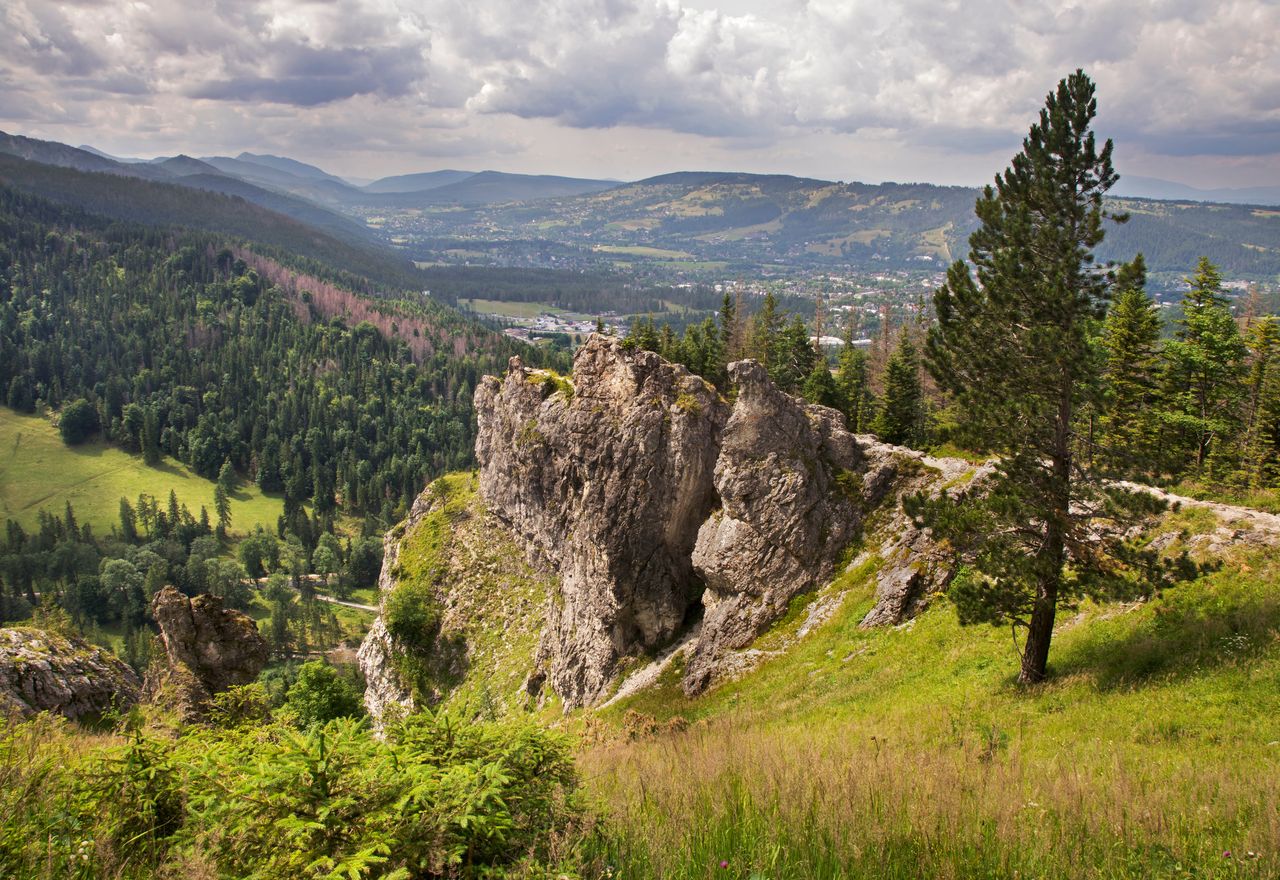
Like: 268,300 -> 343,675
919,71 -> 1192,685
835,341 -> 874,432
1239,316 -> 1280,487
750,291 -> 781,368
872,328 -> 926,447
1097,254 -> 1162,475
214,482 -> 232,539
802,361 -> 840,409
118,497 -> 138,543
769,316 -> 816,391
1161,257 -> 1248,472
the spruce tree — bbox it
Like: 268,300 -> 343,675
750,291 -> 781,368
919,71 -> 1191,685
1098,254 -> 1162,475
1239,316 -> 1280,487
769,316 -> 816,391
835,341 -> 874,432
1161,257 -> 1248,472
872,328 -> 926,447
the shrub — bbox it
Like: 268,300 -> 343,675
283,660 -> 364,727
59,398 -> 100,445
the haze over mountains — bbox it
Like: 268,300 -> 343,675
5,128 -> 1280,280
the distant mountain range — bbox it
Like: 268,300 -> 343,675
6,130 -> 1280,280
1113,175 -> 1280,207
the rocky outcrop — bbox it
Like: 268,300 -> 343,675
150,587 -> 268,715
682,367 -> 988,692
684,360 -> 868,693
855,442 -> 994,628
370,335 -> 983,710
475,336 -> 728,708
0,627 -> 140,721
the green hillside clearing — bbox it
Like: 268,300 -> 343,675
0,408 -> 284,536
584,524 -> 1280,878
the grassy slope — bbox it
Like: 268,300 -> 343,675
0,409 -> 283,537
387,472 -> 559,716
582,512 -> 1280,878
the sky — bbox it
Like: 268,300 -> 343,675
3,0 -> 1278,188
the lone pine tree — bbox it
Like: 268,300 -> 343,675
919,71 -> 1193,684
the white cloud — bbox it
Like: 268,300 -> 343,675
0,0 -> 1277,185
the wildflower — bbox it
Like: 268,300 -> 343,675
720,860 -> 729,869
1223,851 -> 1232,858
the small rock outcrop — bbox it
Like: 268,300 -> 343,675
150,586 -> 268,714
0,627 -> 140,721
855,441 -> 994,628
475,336 -> 728,708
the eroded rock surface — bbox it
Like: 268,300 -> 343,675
150,586 -> 268,715
370,335 -> 983,710
0,627 -> 140,721
475,335 -> 728,708
684,360 -> 868,693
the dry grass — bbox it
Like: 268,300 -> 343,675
583,716 -> 1279,878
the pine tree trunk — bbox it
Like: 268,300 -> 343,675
1019,570 -> 1058,684
1020,388 -> 1072,685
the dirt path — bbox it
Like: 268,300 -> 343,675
1111,480 -> 1280,535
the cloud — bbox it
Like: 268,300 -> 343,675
0,0 -> 1277,183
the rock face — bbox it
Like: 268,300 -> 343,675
150,586 -> 268,712
684,360 -> 868,693
475,335 -> 728,707
0,627 -> 141,721
371,335 -> 981,711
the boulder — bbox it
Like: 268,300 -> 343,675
0,627 -> 140,721
150,586 -> 268,715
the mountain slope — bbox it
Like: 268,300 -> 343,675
234,151 -> 351,185
0,152 -> 411,287
363,170 -> 477,193
379,170 -> 618,207
446,171 -> 1280,277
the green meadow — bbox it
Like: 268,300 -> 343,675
586,537 -> 1280,878
0,409 -> 284,537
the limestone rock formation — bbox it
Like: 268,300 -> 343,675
150,586 -> 268,714
0,627 -> 141,721
475,335 -> 728,708
368,334 -> 983,710
684,359 -> 868,693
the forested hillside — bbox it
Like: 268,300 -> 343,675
0,186 -> 548,528
0,152 -> 411,288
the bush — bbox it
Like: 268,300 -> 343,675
59,398 -> 100,445
283,660 -> 364,727
0,710 -> 587,879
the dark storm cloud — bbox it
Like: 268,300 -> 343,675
189,44 -> 425,106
